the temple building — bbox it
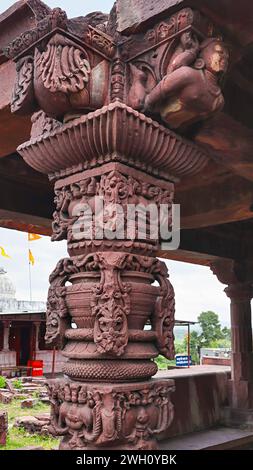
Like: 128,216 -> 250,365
0,267 -> 66,374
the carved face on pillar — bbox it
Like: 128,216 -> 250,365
200,39 -> 229,75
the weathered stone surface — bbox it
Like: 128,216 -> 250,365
6,379 -> 15,394
0,411 -> 8,446
21,398 -> 39,409
15,414 -> 51,436
0,391 -> 13,404
116,0 -> 184,33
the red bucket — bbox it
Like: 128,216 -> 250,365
27,360 -> 43,377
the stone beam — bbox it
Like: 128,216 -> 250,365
0,156 -> 53,234
177,174 -> 253,229
116,0 -> 253,49
0,209 -> 51,236
0,61 -> 31,158
116,0 -> 184,33
0,0 -> 50,52
194,113 -> 253,182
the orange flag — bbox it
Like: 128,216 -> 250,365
28,233 -> 42,242
29,249 -> 35,266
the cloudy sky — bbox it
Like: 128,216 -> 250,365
0,0 -> 231,325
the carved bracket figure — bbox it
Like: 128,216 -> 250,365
144,37 -> 229,130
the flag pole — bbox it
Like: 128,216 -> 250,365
28,235 -> 32,302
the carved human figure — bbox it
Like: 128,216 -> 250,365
128,64 -> 148,110
144,38 -> 229,129
167,31 -> 199,73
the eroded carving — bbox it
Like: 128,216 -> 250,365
31,111 -> 62,139
144,37 -> 229,129
11,56 -> 34,114
46,258 -> 78,346
51,169 -> 174,252
47,379 -> 175,450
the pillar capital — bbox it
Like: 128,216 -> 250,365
211,259 -> 253,289
225,283 -> 253,301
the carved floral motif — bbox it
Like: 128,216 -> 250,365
4,8 -> 68,60
146,8 -> 195,46
85,26 -> 116,58
39,36 -> 91,95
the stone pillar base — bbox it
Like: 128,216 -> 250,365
222,406 -> 253,429
229,379 -> 253,409
47,378 -> 175,450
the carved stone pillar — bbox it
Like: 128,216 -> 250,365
5,4 -> 228,450
34,322 -> 41,356
211,260 -> 253,409
2,321 -> 10,352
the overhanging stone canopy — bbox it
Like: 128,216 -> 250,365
1,0 -> 253,449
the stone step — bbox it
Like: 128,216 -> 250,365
159,427 -> 253,450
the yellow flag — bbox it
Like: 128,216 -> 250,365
29,249 -> 35,266
0,246 -> 11,259
28,233 -> 42,242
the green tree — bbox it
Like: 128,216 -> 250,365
182,312 -> 231,365
198,311 -> 224,347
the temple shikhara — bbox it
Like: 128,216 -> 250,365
0,0 -> 253,451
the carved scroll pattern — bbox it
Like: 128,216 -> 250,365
11,57 -> 34,114
150,260 -> 175,360
46,258 -> 78,347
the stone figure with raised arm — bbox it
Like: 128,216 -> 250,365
144,38 -> 229,130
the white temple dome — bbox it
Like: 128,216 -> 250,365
0,268 -> 16,300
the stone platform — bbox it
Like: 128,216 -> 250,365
159,427 -> 253,450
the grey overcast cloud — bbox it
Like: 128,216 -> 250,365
0,0 -> 231,325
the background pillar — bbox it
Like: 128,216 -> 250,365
211,259 -> 253,409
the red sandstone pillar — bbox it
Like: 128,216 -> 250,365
5,4 -> 226,450
211,260 -> 253,409
2,321 -> 10,352
225,284 -> 253,409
